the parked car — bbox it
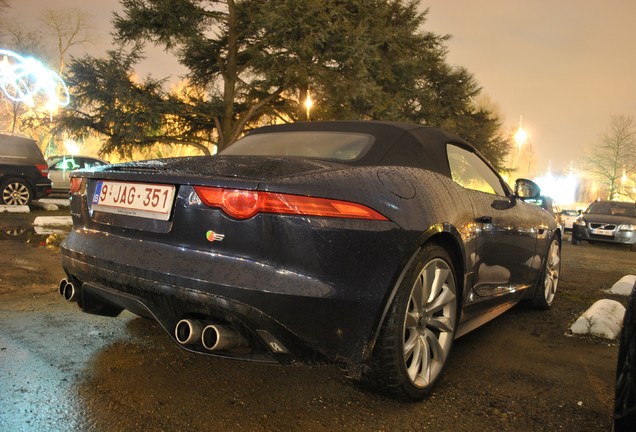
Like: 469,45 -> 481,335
0,133 -> 52,205
560,209 -> 580,231
614,281 -> 636,431
58,121 -> 561,399
572,200 -> 636,250
48,155 -> 109,194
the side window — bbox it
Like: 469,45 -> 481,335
85,161 -> 103,169
53,159 -> 73,170
446,144 -> 506,196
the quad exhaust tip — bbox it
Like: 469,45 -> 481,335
174,319 -> 249,351
58,278 -> 79,302
201,324 -> 248,351
175,319 -> 203,345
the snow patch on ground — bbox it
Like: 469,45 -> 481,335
30,201 -> 59,211
570,275 -> 636,340
32,216 -> 73,227
0,205 -> 30,213
0,199 -> 68,213
37,198 -> 70,207
608,275 -> 636,296
570,299 -> 626,340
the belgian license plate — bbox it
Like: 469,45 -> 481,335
591,228 -> 613,236
91,181 -> 175,221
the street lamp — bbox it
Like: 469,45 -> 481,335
305,90 -> 313,121
514,116 -> 528,150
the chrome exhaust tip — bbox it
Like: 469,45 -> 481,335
175,319 -> 203,345
59,278 -> 79,302
58,279 -> 68,297
201,324 -> 248,351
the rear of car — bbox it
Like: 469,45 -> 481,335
60,151 -> 418,365
0,133 -> 52,205
560,209 -> 580,231
572,201 -> 636,250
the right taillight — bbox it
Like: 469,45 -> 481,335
36,164 -> 49,177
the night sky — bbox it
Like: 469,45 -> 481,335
7,0 -> 636,175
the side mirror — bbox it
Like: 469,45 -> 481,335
514,178 -> 541,199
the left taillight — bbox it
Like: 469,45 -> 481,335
193,186 -> 388,221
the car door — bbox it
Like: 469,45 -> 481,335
446,144 -> 540,306
50,158 -> 78,190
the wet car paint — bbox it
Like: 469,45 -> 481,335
59,121 -> 559,367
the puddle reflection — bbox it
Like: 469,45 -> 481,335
0,225 -> 70,249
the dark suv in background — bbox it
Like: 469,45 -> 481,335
0,133 -> 52,205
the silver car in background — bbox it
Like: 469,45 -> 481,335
560,209 -> 580,231
48,155 -> 108,194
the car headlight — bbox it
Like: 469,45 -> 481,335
619,224 -> 636,231
573,218 -> 586,226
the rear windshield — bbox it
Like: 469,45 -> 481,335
586,201 -> 636,217
221,131 -> 374,161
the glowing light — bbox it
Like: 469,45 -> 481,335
534,172 -> 578,205
513,115 -> 529,149
514,127 -> 528,146
63,139 -> 80,155
305,93 -> 313,110
305,90 -> 313,120
0,48 -> 70,109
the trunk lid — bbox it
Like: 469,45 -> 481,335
84,155 -> 348,189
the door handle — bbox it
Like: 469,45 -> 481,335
475,216 -> 493,223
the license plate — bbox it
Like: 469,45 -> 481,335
591,228 -> 613,236
91,181 -> 175,221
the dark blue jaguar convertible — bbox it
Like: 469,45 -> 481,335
59,121 -> 561,399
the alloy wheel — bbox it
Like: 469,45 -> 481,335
403,257 -> 457,388
542,239 -> 560,305
2,181 -> 31,206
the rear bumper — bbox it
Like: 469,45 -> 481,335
60,223 -> 416,364
34,179 -> 52,199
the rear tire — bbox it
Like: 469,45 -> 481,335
364,243 -> 458,400
531,238 -> 560,309
0,178 -> 33,206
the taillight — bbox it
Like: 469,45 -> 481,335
69,177 -> 84,194
36,164 -> 49,177
193,186 -> 388,221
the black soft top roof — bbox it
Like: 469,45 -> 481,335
247,120 -> 472,175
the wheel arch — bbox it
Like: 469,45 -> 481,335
361,224 -> 466,362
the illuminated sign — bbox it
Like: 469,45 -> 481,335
0,48 -> 70,109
